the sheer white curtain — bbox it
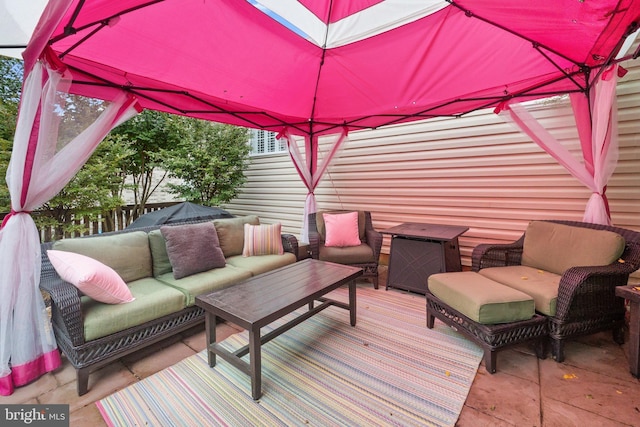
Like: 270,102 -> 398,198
0,61 -> 139,395
498,65 -> 619,225
278,127 -> 349,243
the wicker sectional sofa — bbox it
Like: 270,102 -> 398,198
40,216 -> 298,395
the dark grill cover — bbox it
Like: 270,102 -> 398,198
126,202 -> 233,229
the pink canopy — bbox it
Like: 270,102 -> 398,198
23,0 -> 640,137
1,0 -> 640,395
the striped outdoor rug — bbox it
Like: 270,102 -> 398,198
97,286 -> 483,427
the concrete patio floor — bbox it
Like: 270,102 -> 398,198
4,267 -> 640,426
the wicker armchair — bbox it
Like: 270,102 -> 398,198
308,211 -> 383,288
472,220 -> 640,362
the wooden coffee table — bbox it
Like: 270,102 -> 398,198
195,259 -> 363,399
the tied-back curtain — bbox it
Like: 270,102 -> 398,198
278,127 -> 349,243
0,61 -> 140,396
571,65 -> 619,223
498,65 -> 619,225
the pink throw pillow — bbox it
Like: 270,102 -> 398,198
323,211 -> 361,247
47,250 -> 135,304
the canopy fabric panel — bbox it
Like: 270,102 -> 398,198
23,0 -> 640,137
0,0 -> 48,58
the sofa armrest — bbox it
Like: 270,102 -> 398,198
308,230 -> 320,259
472,237 -> 525,271
281,233 -> 299,260
366,227 -> 383,261
554,262 -> 634,321
307,213 -> 321,259
40,250 -> 86,347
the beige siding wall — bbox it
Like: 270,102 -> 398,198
224,57 -> 640,274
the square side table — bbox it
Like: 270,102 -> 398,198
381,222 -> 468,294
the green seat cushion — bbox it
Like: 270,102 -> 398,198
53,231 -> 152,282
148,229 -> 172,277
82,277 -> 186,341
479,265 -> 561,316
522,221 -> 625,275
318,243 -> 375,264
155,265 -> 252,306
225,253 -> 297,276
428,271 -> 535,324
213,215 -> 260,257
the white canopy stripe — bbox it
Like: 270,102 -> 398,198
253,0 -> 448,48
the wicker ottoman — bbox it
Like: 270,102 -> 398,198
426,272 -> 548,373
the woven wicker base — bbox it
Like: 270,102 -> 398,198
426,291 -> 548,373
55,306 -> 205,395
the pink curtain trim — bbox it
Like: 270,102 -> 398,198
0,349 -> 61,396
20,90 -> 43,208
23,1 -> 75,74
570,92 -> 595,175
0,374 -> 14,396
306,135 -> 316,175
0,210 -> 32,229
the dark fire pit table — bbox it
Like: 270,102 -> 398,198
195,259 -> 363,400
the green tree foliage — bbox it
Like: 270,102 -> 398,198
106,110 -> 184,218
37,140 -> 128,239
161,120 -> 251,205
0,57 -> 22,140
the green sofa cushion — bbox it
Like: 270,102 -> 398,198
148,229 -> 172,277
521,221 -> 625,275
213,215 -> 260,257
155,265 -> 253,306
53,231 -> 152,282
428,271 -> 535,324
225,253 -> 297,276
479,265 -> 561,316
82,277 -> 185,341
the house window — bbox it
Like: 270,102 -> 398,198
250,129 -> 286,155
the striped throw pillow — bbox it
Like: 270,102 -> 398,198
242,223 -> 284,256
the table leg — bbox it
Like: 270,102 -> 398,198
205,313 -> 217,367
249,327 -> 262,400
628,300 -> 640,377
349,280 -> 357,326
